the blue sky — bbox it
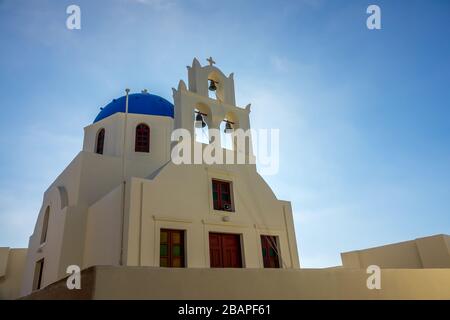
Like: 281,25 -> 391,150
0,0 -> 449,267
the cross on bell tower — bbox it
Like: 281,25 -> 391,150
206,56 -> 216,66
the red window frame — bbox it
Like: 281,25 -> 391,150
135,124 -> 150,153
212,179 -> 233,211
261,235 -> 280,268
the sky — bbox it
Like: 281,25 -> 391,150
0,0 -> 449,268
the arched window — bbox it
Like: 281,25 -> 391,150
40,206 -> 50,244
57,186 -> 69,209
95,128 -> 105,154
135,124 -> 150,152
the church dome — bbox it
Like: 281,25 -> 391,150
94,92 -> 174,123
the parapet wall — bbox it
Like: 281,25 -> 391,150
0,248 -> 27,300
341,234 -> 450,269
21,266 -> 450,300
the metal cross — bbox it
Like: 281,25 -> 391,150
206,56 -> 216,66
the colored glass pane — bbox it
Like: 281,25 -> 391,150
173,245 -> 181,257
160,231 -> 168,243
172,232 -> 181,244
160,244 -> 168,256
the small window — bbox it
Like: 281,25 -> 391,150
160,229 -> 185,268
33,259 -> 44,291
40,206 -> 50,244
95,128 -> 105,154
212,179 -> 233,211
261,235 -> 280,268
135,124 -> 150,152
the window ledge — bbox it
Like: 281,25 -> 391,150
212,209 -> 235,215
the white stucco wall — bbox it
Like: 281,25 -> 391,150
21,113 -> 175,296
116,160 -> 300,269
0,248 -> 27,300
84,184 -> 123,268
341,234 -> 450,269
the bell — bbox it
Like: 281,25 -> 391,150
208,79 -> 217,91
195,113 -> 206,128
224,121 -> 233,134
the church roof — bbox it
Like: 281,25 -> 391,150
94,92 -> 174,123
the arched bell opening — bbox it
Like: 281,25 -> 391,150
207,71 -> 224,101
194,103 -> 211,144
220,111 -> 239,150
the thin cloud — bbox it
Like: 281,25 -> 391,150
270,56 -> 293,73
125,0 -> 176,10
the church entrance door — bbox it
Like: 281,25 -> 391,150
209,233 -> 242,268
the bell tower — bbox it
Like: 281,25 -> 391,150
172,57 -> 252,153
187,56 -> 236,105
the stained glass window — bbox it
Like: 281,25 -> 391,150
160,229 -> 185,268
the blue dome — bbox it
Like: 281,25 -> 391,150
94,93 -> 174,123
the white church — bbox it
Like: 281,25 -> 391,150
20,57 -> 300,296
1,58 -> 448,300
